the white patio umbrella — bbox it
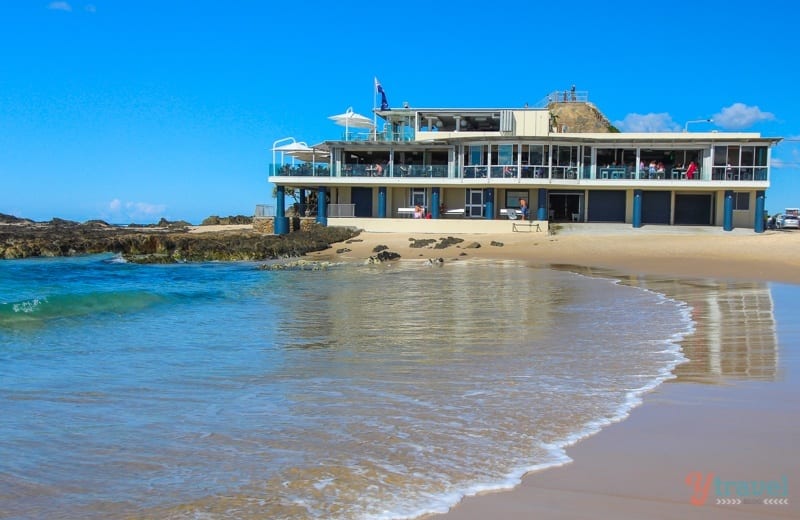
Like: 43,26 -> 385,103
272,140 -> 312,171
286,149 -> 330,163
328,107 -> 374,139
273,141 -> 313,154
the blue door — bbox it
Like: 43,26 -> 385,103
351,187 -> 373,217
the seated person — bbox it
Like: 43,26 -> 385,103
413,204 -> 425,219
685,161 -> 697,179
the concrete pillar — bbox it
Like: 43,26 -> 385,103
723,190 -> 734,231
431,187 -> 440,219
484,188 -> 494,219
632,189 -> 643,228
274,185 -> 289,235
378,186 -> 387,218
754,190 -> 765,233
537,189 -> 547,221
317,186 -> 327,226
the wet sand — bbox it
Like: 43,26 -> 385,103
312,227 -> 800,519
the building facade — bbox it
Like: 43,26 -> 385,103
269,92 -> 781,234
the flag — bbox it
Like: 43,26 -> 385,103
374,76 -> 389,111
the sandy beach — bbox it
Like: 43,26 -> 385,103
310,226 -> 800,519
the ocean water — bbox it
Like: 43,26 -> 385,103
0,254 -> 691,520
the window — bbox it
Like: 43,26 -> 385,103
411,188 -> 426,208
526,144 -> 548,167
468,145 -> 484,165
733,192 -> 750,210
505,190 -> 529,209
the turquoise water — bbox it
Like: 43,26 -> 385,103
0,255 -> 691,519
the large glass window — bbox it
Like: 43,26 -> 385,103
582,146 -> 592,178
468,145 -> 484,165
714,145 -> 768,180
527,144 -> 548,167
490,144 -> 516,177
552,145 -> 578,179
521,144 -> 549,178
463,145 -> 487,178
497,144 -> 513,164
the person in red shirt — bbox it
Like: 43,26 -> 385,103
685,161 -> 697,180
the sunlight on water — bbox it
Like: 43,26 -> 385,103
0,257 -> 698,519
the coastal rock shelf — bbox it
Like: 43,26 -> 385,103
0,214 -> 359,263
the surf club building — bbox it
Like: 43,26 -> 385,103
267,88 -> 781,234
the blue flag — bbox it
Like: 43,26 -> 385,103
374,77 -> 389,110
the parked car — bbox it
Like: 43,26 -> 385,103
776,213 -> 799,229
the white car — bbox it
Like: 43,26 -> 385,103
776,214 -> 799,229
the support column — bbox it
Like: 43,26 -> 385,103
723,190 -> 733,231
431,187 -> 440,219
378,186 -> 387,218
274,185 -> 289,235
484,188 -> 494,219
537,189 -> 547,221
754,190 -> 765,233
632,189 -> 643,228
316,186 -> 328,226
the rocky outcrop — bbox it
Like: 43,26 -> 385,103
0,216 -> 359,263
548,101 -> 617,133
200,215 -> 253,226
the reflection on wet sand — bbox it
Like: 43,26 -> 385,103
554,265 -> 778,384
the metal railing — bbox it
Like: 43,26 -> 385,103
270,164 -> 330,177
254,204 -> 275,217
268,164 -> 768,183
327,204 -> 355,217
535,89 -> 589,107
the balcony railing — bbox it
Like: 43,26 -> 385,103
269,164 -> 768,182
254,204 -> 275,217
327,204 -> 355,217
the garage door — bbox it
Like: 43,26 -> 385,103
351,187 -> 373,217
642,191 -> 671,224
674,194 -> 712,225
587,190 -> 626,222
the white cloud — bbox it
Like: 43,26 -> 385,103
84,4 -> 96,13
104,199 -> 167,223
712,103 -> 775,130
47,1 -> 72,11
125,201 -> 167,217
770,157 -> 787,168
614,113 -> 681,133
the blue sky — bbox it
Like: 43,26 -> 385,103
1,0 -> 798,224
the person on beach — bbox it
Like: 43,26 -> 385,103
519,198 -> 529,221
413,204 -> 424,219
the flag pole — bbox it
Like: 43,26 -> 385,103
372,77 -> 378,140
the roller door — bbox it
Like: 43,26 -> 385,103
587,190 -> 626,222
674,194 -> 712,225
642,191 -> 671,224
